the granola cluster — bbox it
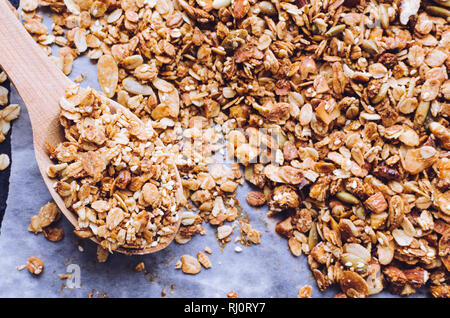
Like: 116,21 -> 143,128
21,0 -> 450,297
0,70 -> 21,171
46,85 -> 183,251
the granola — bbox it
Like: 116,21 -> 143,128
21,0 -> 450,298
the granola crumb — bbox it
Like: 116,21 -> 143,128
135,262 -> 146,272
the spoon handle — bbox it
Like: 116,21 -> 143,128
0,0 -> 71,125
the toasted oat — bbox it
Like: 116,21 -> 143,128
180,255 -> 202,275
197,251 -> 212,269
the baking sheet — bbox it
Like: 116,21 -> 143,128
0,7 -> 427,298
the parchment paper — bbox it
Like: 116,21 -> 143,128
0,7 -> 427,298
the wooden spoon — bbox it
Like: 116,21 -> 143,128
0,1 -> 185,255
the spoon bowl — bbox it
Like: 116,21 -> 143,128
0,1 -> 184,255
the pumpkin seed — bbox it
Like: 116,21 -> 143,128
122,77 -> 154,95
414,100 -> 430,126
426,6 -> 450,19
336,192 -> 360,205
325,24 -> 346,37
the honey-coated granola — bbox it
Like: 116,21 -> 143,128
20,0 -> 450,297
